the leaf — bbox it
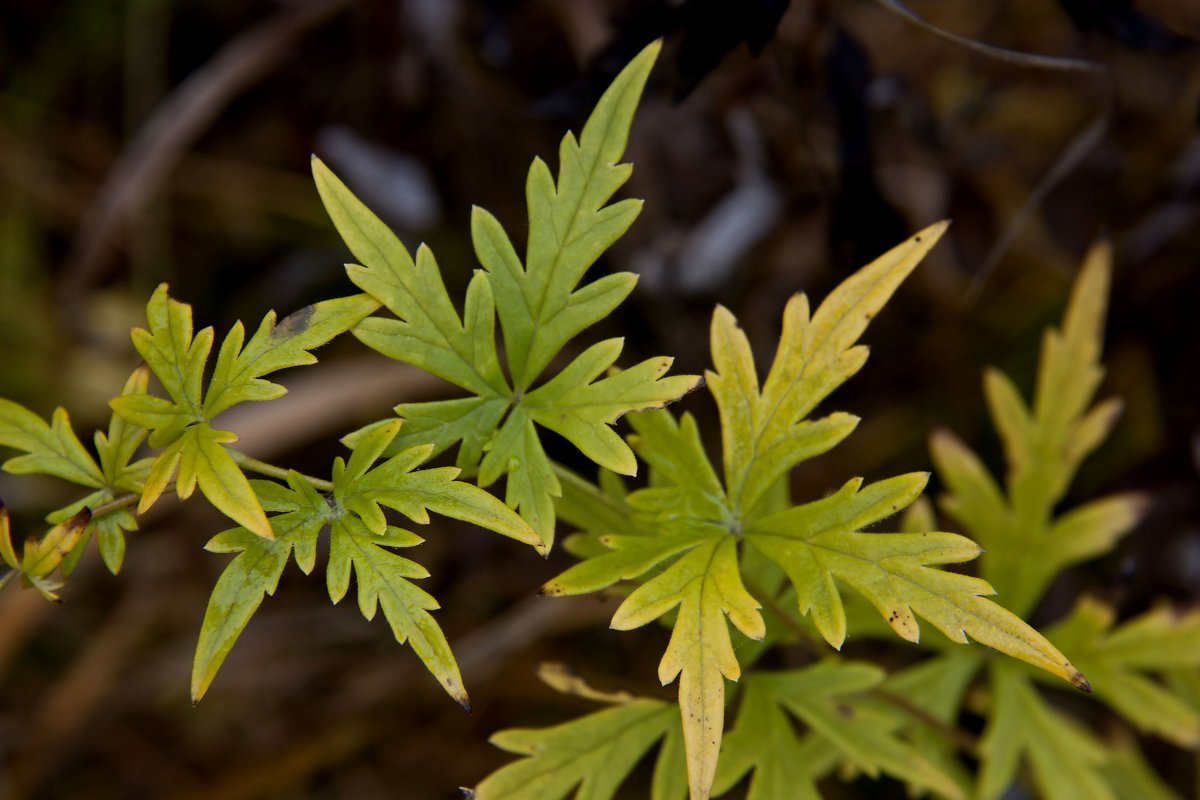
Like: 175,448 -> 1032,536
191,475 -> 328,702
978,663 -> 1114,800
315,41 -> 699,549
931,241 -> 1140,617
3,508 -> 93,603
474,667 -> 682,800
743,474 -> 1086,688
111,285 -> 369,537
0,400 -> 104,487
525,340 -> 699,476
541,227 -> 1094,800
707,222 -> 948,517
326,419 -> 539,704
339,419 -> 540,549
176,424 -> 272,539
114,283 -> 212,446
203,293 -> 379,417
716,662 -> 964,800
1044,596 -> 1200,747
327,513 -> 468,706
473,40 -> 659,390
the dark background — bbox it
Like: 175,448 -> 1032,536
1,0 -> 1198,797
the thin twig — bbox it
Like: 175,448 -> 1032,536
872,0 -> 1115,306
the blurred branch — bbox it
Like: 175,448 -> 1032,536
873,0 -> 1115,304
58,0 -> 355,329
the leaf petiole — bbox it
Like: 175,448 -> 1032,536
228,450 -> 334,493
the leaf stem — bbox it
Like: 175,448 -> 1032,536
742,575 -> 823,653
229,450 -> 335,492
91,493 -> 140,517
871,687 -> 979,756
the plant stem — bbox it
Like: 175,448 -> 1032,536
229,450 -> 334,492
742,575 -> 823,653
91,493 -> 140,517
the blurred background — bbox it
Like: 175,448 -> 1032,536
1,0 -> 1198,797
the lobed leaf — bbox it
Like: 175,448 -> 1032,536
191,475 -> 328,702
203,293 -> 379,417
474,41 -> 659,390
0,400 -> 104,487
316,42 -> 697,550
477,690 -> 686,800
744,475 -> 1087,688
708,222 -> 948,517
1045,596 -> 1200,747
979,663 -> 1113,800
933,241 -> 1139,616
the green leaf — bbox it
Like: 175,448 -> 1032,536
475,670 -> 681,800
716,662 -> 964,800
1045,596 -> 1200,747
931,241 -> 1141,616
340,419 -> 540,549
325,419 -> 540,704
526,340 -> 698,476
315,41 -> 699,550
203,293 -> 379,417
473,40 -> 659,390
110,286 -> 369,537
191,475 -> 328,702
978,663 -> 1114,800
326,512 -> 468,707
0,400 -> 104,487
115,283 -> 212,446
179,424 -> 272,539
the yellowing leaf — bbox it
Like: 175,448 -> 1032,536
744,475 -> 1086,688
541,224 -> 1097,800
708,222 -> 948,517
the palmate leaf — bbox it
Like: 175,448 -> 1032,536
978,662 -> 1115,800
930,241 -> 1145,617
314,41 -> 700,548
472,664 -> 685,800
543,225 -> 1086,800
109,283 -> 377,538
875,243 -> 1172,800
1044,596 -> 1200,747
0,368 -> 155,576
714,662 -> 963,800
192,420 -> 538,704
544,224 -> 1089,800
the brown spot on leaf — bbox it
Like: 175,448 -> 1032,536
276,304 -> 316,337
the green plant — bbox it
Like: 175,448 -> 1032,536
0,41 -> 1188,800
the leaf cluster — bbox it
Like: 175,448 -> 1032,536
518,218 -> 1085,799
